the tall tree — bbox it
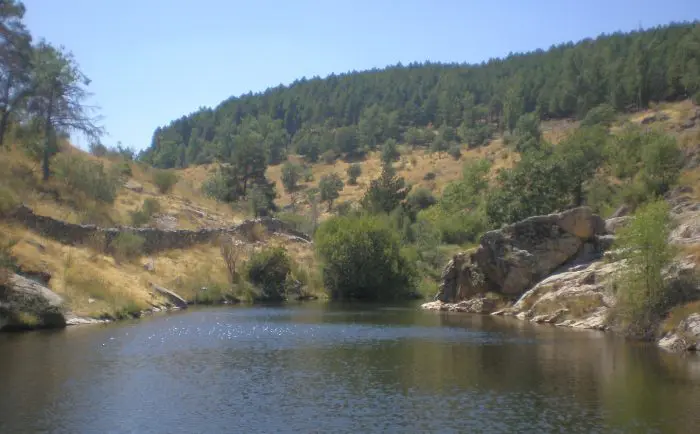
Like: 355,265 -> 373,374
0,0 -> 32,146
28,42 -> 102,180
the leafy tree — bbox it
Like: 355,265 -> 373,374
555,126 -> 607,206
280,161 -> 301,193
613,200 -> 675,338
248,180 -> 277,217
319,172 -> 344,211
486,151 -> 570,226
0,0 -> 32,147
334,125 -> 359,156
361,163 -> 410,214
28,42 -> 102,180
380,138 -> 400,164
314,214 -> 417,300
346,163 -> 361,185
512,113 -> 542,153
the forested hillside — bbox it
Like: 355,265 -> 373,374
141,22 -> 700,169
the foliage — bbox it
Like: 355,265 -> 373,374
319,172 -> 344,211
201,169 -> 228,201
130,198 -> 160,227
52,152 -> 119,203
405,187 -> 437,216
380,138 -> 400,164
280,161 -> 302,193
245,247 -> 292,302
248,180 -> 277,217
346,163 -> 362,185
314,214 -> 417,300
581,103 -> 617,127
152,169 -> 178,194
486,150 -> 569,226
109,232 -> 145,263
361,163 -> 410,214
612,200 -> 676,338
447,145 -> 462,160
28,42 -> 103,180
422,158 -> 490,243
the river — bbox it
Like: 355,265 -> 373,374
1,304 -> 699,433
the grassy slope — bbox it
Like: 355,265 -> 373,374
1,100 -> 699,319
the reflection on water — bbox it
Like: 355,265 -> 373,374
1,304 -> 699,433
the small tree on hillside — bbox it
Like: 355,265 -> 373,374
361,163 -> 411,214
319,173 -> 344,211
346,163 -> 362,185
281,161 -> 301,193
613,200 -> 676,338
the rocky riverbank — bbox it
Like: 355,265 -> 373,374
422,200 -> 700,353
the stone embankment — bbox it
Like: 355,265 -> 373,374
9,205 -> 310,254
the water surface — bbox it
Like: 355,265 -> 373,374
1,304 -> 699,433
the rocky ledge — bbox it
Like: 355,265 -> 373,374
422,204 -> 700,353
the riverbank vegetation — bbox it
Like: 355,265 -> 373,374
1,0 -> 700,327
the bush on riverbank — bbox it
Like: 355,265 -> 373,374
314,214 -> 417,300
245,247 -> 292,302
611,200 -> 677,338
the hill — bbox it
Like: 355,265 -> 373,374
140,22 -> 700,170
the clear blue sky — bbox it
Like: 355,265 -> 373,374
23,0 -> 700,151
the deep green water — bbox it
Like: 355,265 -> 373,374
1,304 -> 699,433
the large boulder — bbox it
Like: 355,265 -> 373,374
436,207 -> 608,302
0,273 -> 67,331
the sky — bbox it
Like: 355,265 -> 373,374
23,0 -> 700,151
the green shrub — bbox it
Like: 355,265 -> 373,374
115,160 -> 132,177
152,169 -> 179,194
130,198 -> 161,227
447,145 -> 462,160
201,170 -> 228,201
0,186 -> 19,216
380,139 -> 400,164
281,162 -> 302,193
321,150 -> 338,165
245,247 -> 292,302
319,173 -> 344,211
581,103 -> 617,127
406,188 -> 437,215
346,163 -> 362,185
612,200 -> 676,338
423,172 -> 436,181
314,214 -> 417,301
109,232 -> 145,263
53,153 -> 120,203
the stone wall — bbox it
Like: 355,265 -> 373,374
9,205 -> 311,254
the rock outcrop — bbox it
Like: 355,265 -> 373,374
9,205 -> 311,254
0,273 -> 67,331
658,314 -> 700,352
435,207 -> 608,302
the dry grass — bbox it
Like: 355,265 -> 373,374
662,300 -> 700,333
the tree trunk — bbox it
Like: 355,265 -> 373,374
42,88 -> 55,182
0,110 -> 9,148
0,74 -> 13,148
